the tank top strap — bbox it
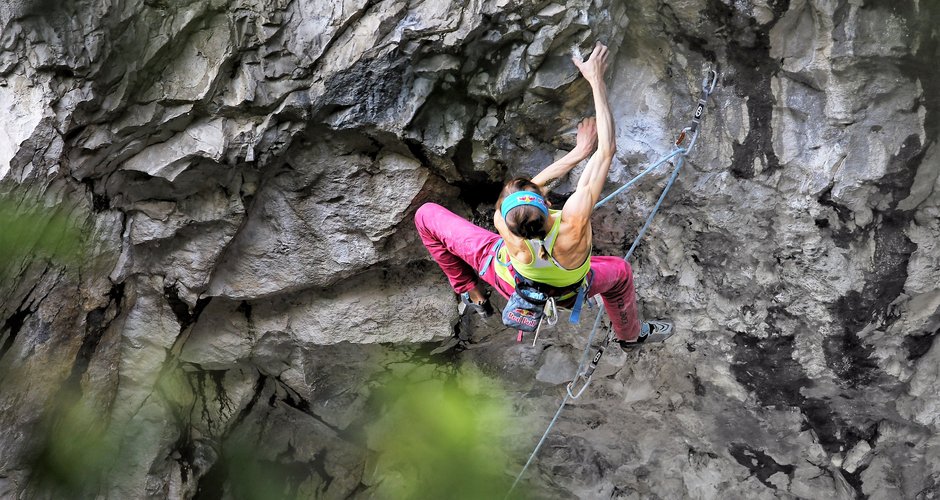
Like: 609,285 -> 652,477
522,210 -> 563,269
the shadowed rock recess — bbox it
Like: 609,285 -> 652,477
1,0 -> 939,498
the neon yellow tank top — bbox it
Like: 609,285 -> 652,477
495,209 -> 591,287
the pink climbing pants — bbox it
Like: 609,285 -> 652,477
415,202 -> 642,341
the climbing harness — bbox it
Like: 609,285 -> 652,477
479,236 -> 594,341
507,68 -> 719,497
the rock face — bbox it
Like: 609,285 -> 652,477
1,0 -> 939,498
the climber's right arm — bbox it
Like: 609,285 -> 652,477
564,42 -> 614,225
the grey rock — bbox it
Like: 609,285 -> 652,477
842,440 -> 873,474
207,143 -> 440,299
1,0 -> 939,498
535,347 -> 578,385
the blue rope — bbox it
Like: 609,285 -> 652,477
505,150 -> 687,498
506,391 -> 571,496
624,154 -> 685,262
507,70 -> 718,496
594,147 -> 686,209
504,305 -> 607,497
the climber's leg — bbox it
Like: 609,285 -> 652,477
586,256 -> 642,341
415,202 -> 515,301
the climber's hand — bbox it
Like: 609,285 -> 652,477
572,42 -> 609,85
573,117 -> 597,159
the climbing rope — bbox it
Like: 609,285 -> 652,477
507,69 -> 719,497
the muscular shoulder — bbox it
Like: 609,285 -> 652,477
558,216 -> 590,243
554,212 -> 591,263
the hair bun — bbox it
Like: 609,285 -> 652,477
521,218 -> 547,240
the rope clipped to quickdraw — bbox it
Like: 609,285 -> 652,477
507,69 -> 719,498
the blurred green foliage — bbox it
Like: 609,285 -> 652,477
367,363 -> 529,500
26,396 -> 120,496
0,194 -> 86,275
211,439 -> 301,500
0,190 -> 99,493
24,361 -> 193,497
1,190 -> 531,498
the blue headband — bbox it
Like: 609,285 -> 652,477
500,191 -> 549,219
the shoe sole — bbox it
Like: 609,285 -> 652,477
644,320 -> 674,343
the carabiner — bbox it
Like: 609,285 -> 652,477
546,297 -> 558,326
566,372 -> 593,399
702,69 -> 718,95
566,343 -> 606,399
674,127 -> 691,147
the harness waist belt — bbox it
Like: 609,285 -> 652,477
514,273 -> 583,299
480,238 -> 592,324
516,270 -> 593,324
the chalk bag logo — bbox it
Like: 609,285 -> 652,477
507,309 -> 538,328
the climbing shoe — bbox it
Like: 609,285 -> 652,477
616,320 -> 674,349
459,291 -> 494,318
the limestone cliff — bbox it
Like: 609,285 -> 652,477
1,0 -> 938,498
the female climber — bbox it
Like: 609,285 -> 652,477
415,42 -> 672,346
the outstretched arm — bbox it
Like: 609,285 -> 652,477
563,42 -> 615,225
531,118 -> 597,189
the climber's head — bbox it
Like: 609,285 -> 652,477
498,178 -> 550,240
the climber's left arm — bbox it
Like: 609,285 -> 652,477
531,118 -> 597,190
